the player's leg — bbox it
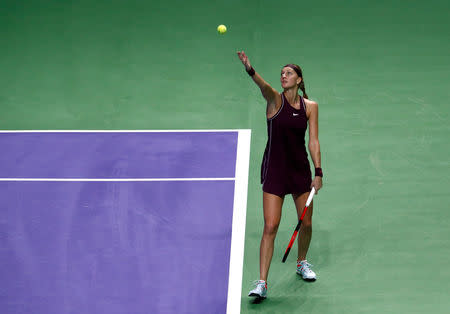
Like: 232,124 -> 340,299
292,192 -> 316,280
260,191 -> 284,281
249,191 -> 284,298
292,192 -> 313,261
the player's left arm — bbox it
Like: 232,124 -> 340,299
306,99 -> 323,193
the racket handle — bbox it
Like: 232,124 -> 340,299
305,187 -> 315,207
300,188 -> 315,220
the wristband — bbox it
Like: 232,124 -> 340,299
315,167 -> 323,177
246,66 -> 255,76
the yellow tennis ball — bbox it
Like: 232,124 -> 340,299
217,24 -> 227,34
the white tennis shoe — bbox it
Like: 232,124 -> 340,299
248,280 -> 267,299
297,260 -> 316,281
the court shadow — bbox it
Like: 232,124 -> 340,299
301,278 -> 316,283
250,297 -> 266,304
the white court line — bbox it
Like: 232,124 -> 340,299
0,129 -> 242,133
227,129 -> 251,314
0,178 -> 235,182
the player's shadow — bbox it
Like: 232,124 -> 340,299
250,297 -> 266,304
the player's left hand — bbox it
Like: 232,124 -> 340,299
311,176 -> 322,194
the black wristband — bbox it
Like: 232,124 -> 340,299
246,67 -> 255,76
315,167 -> 323,177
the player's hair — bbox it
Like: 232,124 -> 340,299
284,64 -> 309,99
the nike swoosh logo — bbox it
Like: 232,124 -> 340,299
293,113 -> 299,116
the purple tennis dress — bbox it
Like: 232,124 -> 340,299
261,92 -> 312,197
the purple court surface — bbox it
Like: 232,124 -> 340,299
0,130 -> 251,314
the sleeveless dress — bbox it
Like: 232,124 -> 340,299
260,92 -> 312,197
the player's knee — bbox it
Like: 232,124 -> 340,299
302,219 -> 312,230
263,222 -> 279,237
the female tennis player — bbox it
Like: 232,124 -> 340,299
237,51 -> 323,299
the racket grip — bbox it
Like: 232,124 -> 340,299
306,187 -> 315,207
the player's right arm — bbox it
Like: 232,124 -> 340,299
237,51 -> 281,118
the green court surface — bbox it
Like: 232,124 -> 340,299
1,0 -> 449,313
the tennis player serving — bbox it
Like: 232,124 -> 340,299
237,51 -> 323,299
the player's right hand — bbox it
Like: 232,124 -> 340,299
237,51 -> 251,71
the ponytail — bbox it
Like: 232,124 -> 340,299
299,80 -> 308,99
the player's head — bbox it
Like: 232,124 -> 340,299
281,64 -> 308,99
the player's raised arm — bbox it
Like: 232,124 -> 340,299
237,51 -> 280,114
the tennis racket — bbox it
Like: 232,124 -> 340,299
282,187 -> 316,263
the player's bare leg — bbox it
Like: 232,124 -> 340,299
260,192 -> 284,281
293,192 -> 316,280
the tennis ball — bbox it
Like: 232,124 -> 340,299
217,24 -> 227,35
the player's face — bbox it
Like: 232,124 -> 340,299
281,67 -> 301,89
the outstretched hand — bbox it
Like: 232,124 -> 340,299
237,51 -> 251,71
